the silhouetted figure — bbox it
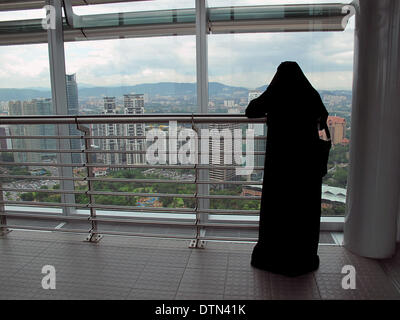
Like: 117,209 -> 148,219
246,61 -> 330,277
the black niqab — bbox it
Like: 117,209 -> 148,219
246,61 -> 329,277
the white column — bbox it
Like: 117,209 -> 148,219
343,0 -> 400,258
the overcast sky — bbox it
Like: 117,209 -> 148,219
0,0 -> 355,90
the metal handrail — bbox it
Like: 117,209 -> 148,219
0,113 -> 267,124
0,114 -> 264,243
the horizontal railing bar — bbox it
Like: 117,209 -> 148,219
85,150 -> 266,155
99,230 -> 257,242
0,175 -> 85,181
0,200 -> 196,213
2,212 -> 256,227
3,134 -> 267,140
87,203 -> 194,213
86,177 -> 194,184
0,187 -> 87,195
1,174 -> 262,185
0,114 -> 267,125
91,217 -> 195,226
85,163 -> 264,170
86,135 -> 267,140
1,223 -> 257,242
1,148 -> 266,155
198,236 -> 257,242
198,208 -> 260,214
200,195 -> 261,200
1,149 -> 83,153
85,191 -> 260,200
86,191 -> 195,198
85,177 -> 262,185
91,218 -> 257,229
1,224 -> 90,234
1,211 -> 257,229
0,201 -> 258,215
88,229 -> 196,240
5,135 -> 83,140
0,212 -> 89,222
0,162 -> 85,168
0,200 -> 88,208
198,223 -> 258,229
0,213 -> 258,229
0,200 -> 260,215
0,187 -> 195,199
0,162 -> 195,169
86,163 -> 195,169
0,212 -> 195,226
0,162 -> 264,171
0,188 -> 260,200
196,180 -> 263,185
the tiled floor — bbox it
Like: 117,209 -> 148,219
1,230 -> 400,300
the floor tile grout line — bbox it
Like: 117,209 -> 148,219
123,253 -> 154,300
312,272 -> 322,300
174,247 -> 198,300
6,238 -> 55,279
378,260 -> 400,295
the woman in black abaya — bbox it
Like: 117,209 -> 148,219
246,61 -> 329,277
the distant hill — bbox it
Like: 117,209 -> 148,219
0,82 -> 351,102
0,88 -> 51,101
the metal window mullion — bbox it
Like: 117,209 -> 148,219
196,0 -> 210,237
47,0 -> 75,215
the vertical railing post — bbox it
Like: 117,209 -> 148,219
189,120 -> 206,248
0,182 -> 10,236
77,122 -> 102,243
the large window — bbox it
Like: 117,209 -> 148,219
0,1 -> 355,239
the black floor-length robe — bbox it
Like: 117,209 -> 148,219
246,61 -> 329,277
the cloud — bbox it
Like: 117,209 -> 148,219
208,30 -> 354,89
0,1 -> 355,91
0,44 -> 51,88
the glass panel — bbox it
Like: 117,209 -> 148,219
64,36 -> 196,115
0,28 -> 63,229
0,9 -> 45,22
0,43 -> 54,165
75,9 -> 196,29
208,0 -> 353,7
208,19 -> 354,217
73,0 -> 195,15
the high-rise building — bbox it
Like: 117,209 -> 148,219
327,116 -> 347,145
8,101 -> 24,161
103,97 -> 123,165
9,99 -> 56,163
0,127 -> 11,151
247,90 -> 265,179
209,109 -> 240,186
66,74 -> 82,163
124,94 -> 145,165
66,74 -> 79,115
224,100 -> 235,108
